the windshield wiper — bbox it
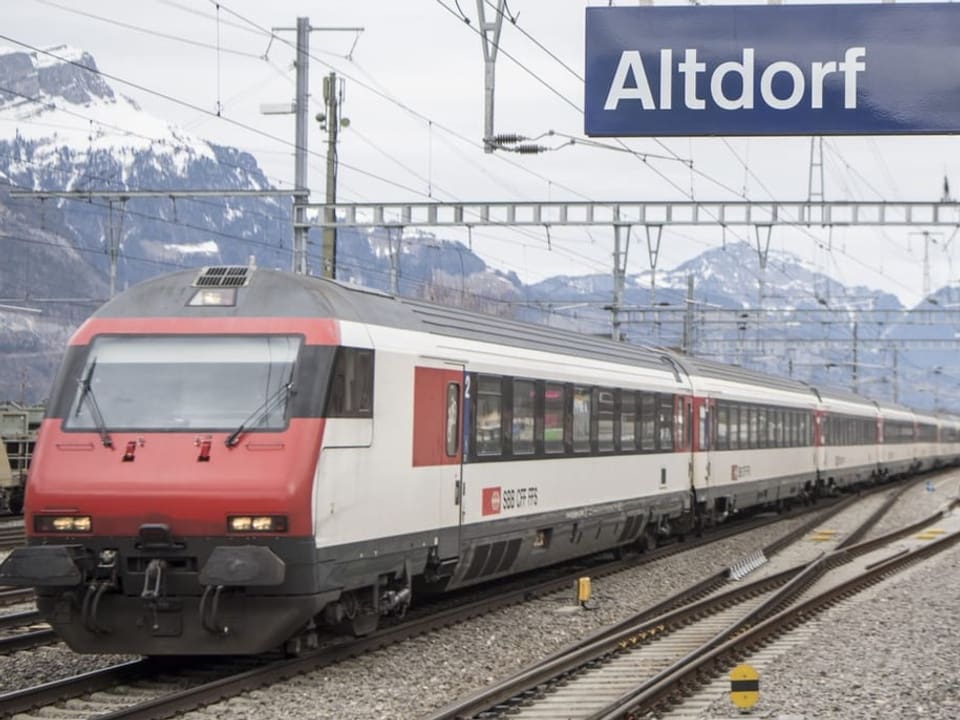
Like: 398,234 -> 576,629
76,360 -> 113,448
225,380 -> 295,448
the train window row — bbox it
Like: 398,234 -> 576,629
465,374 -> 953,460
883,419 -> 915,445
820,413 -> 876,446
917,422 -> 938,443
941,425 -> 960,444
714,401 -> 812,450
471,374 -> 680,461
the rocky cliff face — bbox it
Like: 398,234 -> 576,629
0,46 -> 115,106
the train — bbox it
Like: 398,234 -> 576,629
2,265 -> 958,655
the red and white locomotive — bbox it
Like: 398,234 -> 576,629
3,266 -> 958,654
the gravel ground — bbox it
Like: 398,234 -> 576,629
2,472 -> 957,720
700,534 -> 960,720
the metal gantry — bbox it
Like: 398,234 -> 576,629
304,198 -> 960,339
10,188 -> 303,297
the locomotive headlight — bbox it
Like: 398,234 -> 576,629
251,517 -> 274,531
229,516 -> 252,532
35,515 -> 93,533
227,515 -> 288,533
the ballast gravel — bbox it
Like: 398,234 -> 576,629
701,533 -> 960,720
1,474 -> 957,720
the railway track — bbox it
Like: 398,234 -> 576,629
0,479 -> 920,720
0,610 -> 56,655
0,588 -> 33,607
426,483 -> 956,720
0,521 -> 24,551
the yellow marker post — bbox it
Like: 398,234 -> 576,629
577,576 -> 592,606
730,663 -> 759,711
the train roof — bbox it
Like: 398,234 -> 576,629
91,267 -> 684,376
810,383 -> 878,407
674,355 -> 818,397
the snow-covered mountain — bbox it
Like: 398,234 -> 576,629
0,45 -> 290,285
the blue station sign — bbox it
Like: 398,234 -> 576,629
584,3 -> 960,136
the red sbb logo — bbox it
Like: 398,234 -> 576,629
482,486 -> 502,516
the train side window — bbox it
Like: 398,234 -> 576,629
717,404 -> 729,450
658,395 -> 674,451
639,394 -> 656,451
326,347 -> 374,418
476,375 -> 502,457
543,383 -> 565,454
741,406 -> 749,448
572,387 -> 591,453
674,396 -> 685,451
620,391 -> 637,451
445,383 -> 460,457
757,407 -> 768,449
512,380 -> 535,456
728,405 -> 739,450
597,388 -> 615,453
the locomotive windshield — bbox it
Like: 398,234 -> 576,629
64,335 -> 302,431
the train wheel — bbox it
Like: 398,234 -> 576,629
350,612 -> 379,636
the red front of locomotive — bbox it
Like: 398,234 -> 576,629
1,302 -> 343,654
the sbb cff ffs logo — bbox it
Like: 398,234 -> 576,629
482,486 -> 501,516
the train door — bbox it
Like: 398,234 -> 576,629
692,396 -> 714,491
814,409 -> 826,483
412,364 -> 464,561
675,395 -> 695,482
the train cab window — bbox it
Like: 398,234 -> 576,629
512,380 -> 535,456
476,376 -> 502,457
572,387 -> 591,453
544,383 -> 565,454
327,347 -> 374,418
620,392 -> 637,451
597,389 -> 615,453
658,395 -> 674,451
639,394 -> 656,451
66,334 -> 303,432
445,383 -> 460,457
717,404 -> 729,450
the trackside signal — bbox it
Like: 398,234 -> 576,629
730,663 -> 760,710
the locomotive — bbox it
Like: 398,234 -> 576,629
2,265 -> 958,655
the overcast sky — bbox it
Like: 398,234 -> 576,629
3,0 -> 960,306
